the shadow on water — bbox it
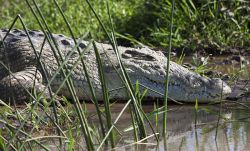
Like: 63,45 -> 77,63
155,104 -> 250,151
32,103 -> 250,150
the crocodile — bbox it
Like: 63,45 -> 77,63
0,29 -> 232,104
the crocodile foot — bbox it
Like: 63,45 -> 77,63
0,67 -> 53,104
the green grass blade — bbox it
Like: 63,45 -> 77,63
163,0 -> 175,148
92,40 -> 115,147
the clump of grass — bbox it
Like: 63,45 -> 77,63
0,0 -> 143,41
1,0 -> 248,54
121,0 -> 250,54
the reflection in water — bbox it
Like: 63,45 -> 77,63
153,105 -> 250,151
25,103 -> 250,151
165,117 -> 250,151
95,104 -> 250,151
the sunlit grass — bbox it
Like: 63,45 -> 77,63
0,0 -> 249,151
0,0 -> 248,52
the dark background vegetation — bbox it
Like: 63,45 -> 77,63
0,0 -> 249,55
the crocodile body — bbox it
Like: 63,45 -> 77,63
0,29 -> 231,103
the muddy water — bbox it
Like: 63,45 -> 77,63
84,103 -> 250,151
30,103 -> 250,151
154,105 -> 250,151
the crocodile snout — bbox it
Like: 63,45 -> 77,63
209,78 -> 232,96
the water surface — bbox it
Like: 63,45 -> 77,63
83,103 -> 250,151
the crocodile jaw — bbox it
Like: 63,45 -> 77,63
134,76 -> 232,103
105,68 -> 232,103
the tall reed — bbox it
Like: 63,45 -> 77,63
163,0 -> 175,147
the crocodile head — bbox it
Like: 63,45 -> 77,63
103,45 -> 232,103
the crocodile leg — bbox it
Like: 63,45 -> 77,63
0,67 -> 51,104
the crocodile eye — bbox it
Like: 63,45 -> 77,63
28,31 -> 35,35
2,29 -> 8,32
20,33 -> 27,37
61,39 -> 71,46
13,29 -> 22,33
122,49 -> 156,61
38,33 -> 44,37
58,34 -> 64,37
